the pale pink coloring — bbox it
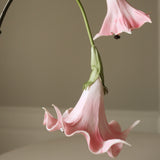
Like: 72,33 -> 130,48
94,0 -> 152,39
43,78 -> 140,158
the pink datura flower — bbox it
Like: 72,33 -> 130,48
94,0 -> 152,39
43,78 -> 140,158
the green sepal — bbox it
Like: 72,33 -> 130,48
83,45 -> 108,94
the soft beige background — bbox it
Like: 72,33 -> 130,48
0,0 -> 159,155
0,0 -> 158,111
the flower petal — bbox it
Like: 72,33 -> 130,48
109,120 -> 122,133
101,139 -> 130,155
122,120 -> 140,138
42,105 -> 63,131
107,141 -> 125,158
64,127 -> 130,157
94,0 -> 152,39
43,78 -> 139,158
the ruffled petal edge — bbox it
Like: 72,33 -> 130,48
42,105 -> 63,132
64,128 -> 130,157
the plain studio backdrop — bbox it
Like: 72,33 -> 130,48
0,0 -> 159,155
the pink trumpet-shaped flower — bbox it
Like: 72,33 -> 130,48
43,78 -> 139,158
94,0 -> 152,39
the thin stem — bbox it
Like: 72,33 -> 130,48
76,0 -> 108,93
76,0 -> 94,46
0,0 -> 13,33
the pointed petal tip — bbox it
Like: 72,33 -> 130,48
114,139 -> 131,147
149,19 -> 152,23
93,36 -> 97,40
42,107 -> 47,125
42,107 -> 46,111
128,120 -> 141,131
51,104 -> 57,109
132,120 -> 141,126
125,141 -> 131,147
43,106 -> 62,132
51,104 -> 61,113
134,120 -> 141,126
93,34 -> 101,40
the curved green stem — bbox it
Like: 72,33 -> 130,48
76,0 -> 108,94
76,0 -> 94,46
0,0 -> 13,34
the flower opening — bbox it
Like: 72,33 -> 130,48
43,78 -> 140,158
94,0 -> 152,39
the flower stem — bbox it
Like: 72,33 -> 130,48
76,0 -> 108,94
0,0 -> 13,34
76,0 -> 94,46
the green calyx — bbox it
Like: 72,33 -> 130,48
83,45 -> 108,94
76,0 -> 108,94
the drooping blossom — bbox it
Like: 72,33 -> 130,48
94,0 -> 152,39
43,78 -> 140,158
